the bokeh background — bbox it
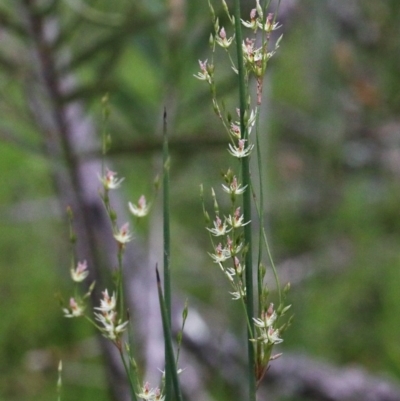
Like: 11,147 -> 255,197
1,0 -> 400,400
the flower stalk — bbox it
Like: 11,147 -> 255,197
198,0 -> 292,396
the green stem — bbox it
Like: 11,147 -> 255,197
119,348 -> 138,401
117,248 -> 124,320
156,268 -> 183,401
163,107 -> 173,401
255,116 -> 264,315
233,1 -> 256,400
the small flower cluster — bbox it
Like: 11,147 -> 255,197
228,108 -> 257,140
252,303 -> 283,346
98,168 -> 152,219
241,1 -> 282,33
62,259 -> 129,344
194,0 -> 282,131
62,260 -> 91,318
62,167 -> 155,347
251,300 -> 292,383
63,98 -> 167,400
63,295 -> 85,318
94,289 -> 129,342
204,170 -> 250,301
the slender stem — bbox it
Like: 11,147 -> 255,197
233,1 -> 256,400
117,248 -> 124,319
162,107 -> 173,401
255,118 -> 264,315
119,348 -> 138,401
156,267 -> 183,401
250,185 -> 282,304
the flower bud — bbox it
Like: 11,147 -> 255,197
283,282 -> 291,294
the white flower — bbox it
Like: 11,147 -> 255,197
206,215 -> 231,236
114,222 -> 133,244
226,207 -> 250,229
194,59 -> 212,84
225,267 -> 237,280
241,7 -> 258,31
228,139 -> 254,158
114,320 -> 129,336
224,235 -> 244,256
98,169 -> 124,190
255,325 -> 283,345
70,260 -> 89,282
215,27 -> 235,49
63,297 -> 85,318
129,195 -> 150,217
264,327 -> 283,344
233,256 -> 244,274
94,310 -> 128,341
222,176 -> 247,195
253,307 -> 277,328
247,109 -> 257,135
257,13 -> 282,32
137,382 -> 157,401
94,289 -> 116,312
209,243 -> 231,263
154,388 -> 164,401
230,286 -> 246,300
94,311 -> 115,332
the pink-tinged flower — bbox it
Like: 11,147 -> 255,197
209,243 -> 231,263
253,304 -> 277,328
264,327 -> 283,344
257,13 -> 282,32
194,59 -> 212,84
137,382 -> 156,400
63,297 -> 85,318
241,8 -> 258,31
228,139 -> 254,158
129,195 -> 150,218
154,387 -> 165,401
233,256 -> 244,274
206,215 -> 231,236
243,38 -> 255,60
226,257 -> 244,279
94,289 -> 116,312
222,176 -> 247,195
215,27 -> 235,49
70,260 -> 89,282
98,169 -> 124,190
229,123 -> 241,139
114,222 -> 133,244
225,235 -> 243,256
226,207 -> 250,229
94,310 -> 128,341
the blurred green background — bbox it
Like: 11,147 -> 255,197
1,0 -> 400,400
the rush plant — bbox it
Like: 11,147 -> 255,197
196,0 -> 292,399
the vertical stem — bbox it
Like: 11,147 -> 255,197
119,348 -> 138,401
233,1 -> 256,400
163,108 -> 173,401
156,268 -> 183,401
